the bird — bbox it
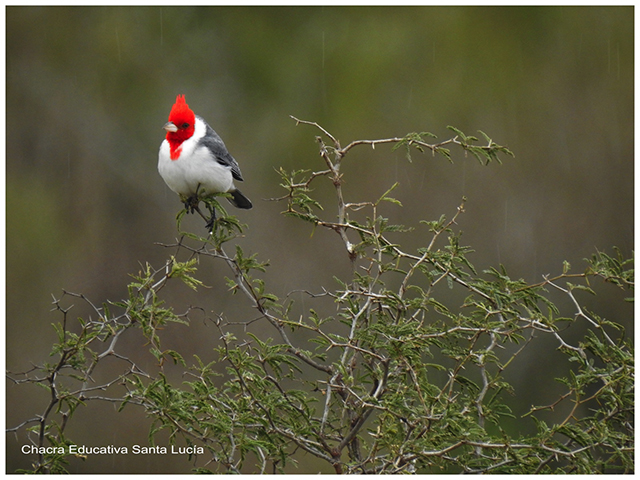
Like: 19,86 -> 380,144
158,94 -> 252,231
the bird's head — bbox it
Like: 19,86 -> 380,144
164,94 -> 196,147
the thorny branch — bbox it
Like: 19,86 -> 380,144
7,119 -> 632,474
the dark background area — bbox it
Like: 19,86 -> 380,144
6,6 -> 633,473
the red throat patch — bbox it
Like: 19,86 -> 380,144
166,94 -> 196,160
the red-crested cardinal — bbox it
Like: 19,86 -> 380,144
158,94 -> 252,231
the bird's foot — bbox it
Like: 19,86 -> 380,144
205,208 -> 217,233
183,194 -> 200,214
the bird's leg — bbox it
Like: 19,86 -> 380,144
184,184 -> 216,233
181,200 -> 209,232
204,203 -> 217,233
193,183 -> 218,233
183,184 -> 203,214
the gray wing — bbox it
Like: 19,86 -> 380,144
197,116 -> 244,182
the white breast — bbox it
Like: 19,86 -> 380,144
158,119 -> 235,197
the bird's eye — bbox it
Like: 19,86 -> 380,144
181,123 -> 190,129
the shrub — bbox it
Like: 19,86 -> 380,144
8,120 -> 633,474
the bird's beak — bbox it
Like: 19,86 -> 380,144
163,121 -> 178,133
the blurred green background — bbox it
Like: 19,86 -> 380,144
6,6 -> 633,474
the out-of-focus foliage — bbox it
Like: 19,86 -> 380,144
6,6 -> 633,474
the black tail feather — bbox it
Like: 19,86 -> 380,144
228,189 -> 253,209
